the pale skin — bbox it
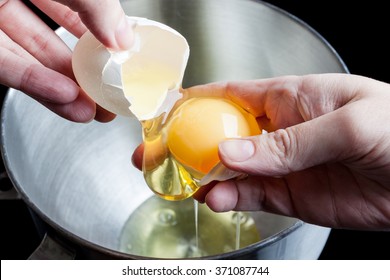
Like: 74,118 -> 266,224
132,74 -> 390,230
0,0 -> 133,122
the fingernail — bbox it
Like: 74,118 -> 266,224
219,139 -> 255,162
115,16 -> 134,50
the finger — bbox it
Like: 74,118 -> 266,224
0,30 -> 39,64
203,165 -> 378,229
215,74 -> 386,177
184,78 -> 292,119
0,46 -> 96,122
218,102 -> 367,177
54,0 -> 134,50
94,104 -> 116,123
185,74 -> 364,132
0,47 -> 79,104
203,175 -> 304,218
183,81 -> 264,118
184,78 -> 305,133
131,142 -> 169,172
204,180 -> 244,212
0,0 -> 73,77
41,91 -> 96,122
31,0 -> 87,38
131,143 -> 144,170
192,181 -> 217,203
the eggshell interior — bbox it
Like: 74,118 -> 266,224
72,17 -> 189,119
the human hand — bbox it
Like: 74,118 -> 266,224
0,0 -> 133,122
133,73 -> 390,230
195,73 -> 390,230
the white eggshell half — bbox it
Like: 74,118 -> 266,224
72,17 -> 189,119
72,29 -> 131,116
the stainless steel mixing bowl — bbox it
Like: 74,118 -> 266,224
1,0 -> 347,259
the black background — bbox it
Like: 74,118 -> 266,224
1,0 -> 389,259
265,0 -> 390,260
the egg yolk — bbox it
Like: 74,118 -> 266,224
166,97 -> 260,174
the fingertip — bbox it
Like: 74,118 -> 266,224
131,143 -> 144,170
193,182 -> 217,203
40,89 -> 96,123
94,104 -> 116,122
114,15 -> 135,50
67,93 -> 97,123
219,139 -> 256,163
205,181 -> 238,212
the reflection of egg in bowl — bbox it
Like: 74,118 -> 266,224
72,16 -> 261,200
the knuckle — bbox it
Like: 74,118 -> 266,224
30,32 -> 50,56
19,64 -> 35,94
0,0 -> 9,9
62,6 -> 83,29
268,128 -> 297,173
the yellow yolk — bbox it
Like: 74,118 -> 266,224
166,97 -> 260,174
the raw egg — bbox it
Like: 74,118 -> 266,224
140,97 -> 261,201
167,97 -> 260,175
72,17 -> 261,201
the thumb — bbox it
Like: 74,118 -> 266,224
218,112 -> 352,176
55,0 -> 134,50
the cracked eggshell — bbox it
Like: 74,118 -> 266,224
72,17 -> 190,120
200,162 -> 243,186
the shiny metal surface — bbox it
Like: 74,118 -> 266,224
120,0 -> 346,86
1,0 -> 346,259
